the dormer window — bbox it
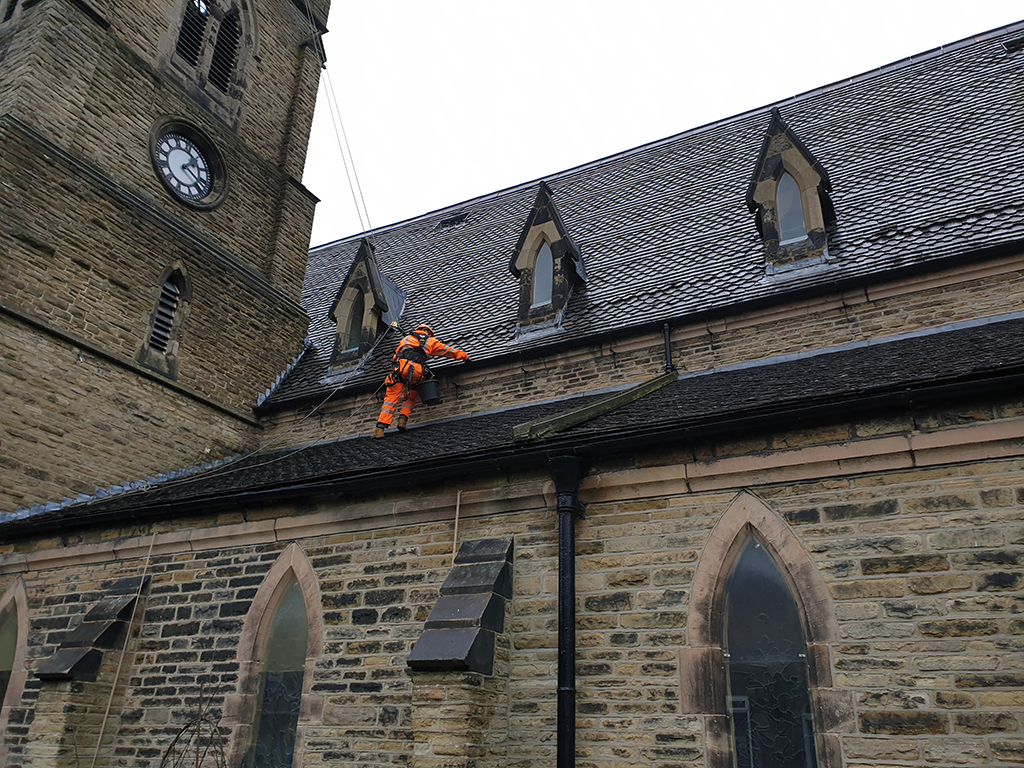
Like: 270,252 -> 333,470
328,239 -> 406,368
747,109 -> 836,274
532,241 -> 554,306
509,182 -> 586,331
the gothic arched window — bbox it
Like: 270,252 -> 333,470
208,9 -> 241,92
148,277 -> 182,354
242,579 -> 308,768
532,241 -> 554,307
0,580 -> 28,765
724,537 -> 817,768
345,291 -> 365,351
174,0 -> 209,66
776,172 -> 806,243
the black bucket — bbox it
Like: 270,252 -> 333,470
416,379 -> 442,405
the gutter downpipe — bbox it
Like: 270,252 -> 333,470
663,322 -> 677,373
549,454 -> 584,768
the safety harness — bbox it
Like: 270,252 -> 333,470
387,330 -> 431,389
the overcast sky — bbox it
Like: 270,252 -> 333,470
302,2 -> 1022,247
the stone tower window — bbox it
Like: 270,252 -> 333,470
174,0 -> 209,66
724,537 -> 817,768
149,278 -> 182,354
242,579 -> 307,768
165,0 -> 252,125
137,267 -> 191,378
208,9 -> 241,93
1,0 -> 19,23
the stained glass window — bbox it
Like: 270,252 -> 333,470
243,580 -> 307,768
724,538 -> 816,768
777,172 -> 806,243
532,241 -> 553,306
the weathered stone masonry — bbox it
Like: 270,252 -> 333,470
1,392 -> 1022,768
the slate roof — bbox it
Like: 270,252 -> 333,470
266,21 -> 1024,409
8,315 -> 1024,532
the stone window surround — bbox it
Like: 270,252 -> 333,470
747,110 -> 835,273
222,543 -> 324,768
678,492 -> 852,768
136,263 -> 192,380
0,579 -> 29,766
331,282 -> 378,362
162,0 -> 257,127
514,225 -> 570,326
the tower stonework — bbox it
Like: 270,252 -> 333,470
0,0 -> 329,512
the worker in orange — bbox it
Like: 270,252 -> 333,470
372,324 -> 469,438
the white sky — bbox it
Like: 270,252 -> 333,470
302,2 -> 1022,247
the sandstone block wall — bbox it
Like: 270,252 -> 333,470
0,0 -> 322,301
0,394 -> 1021,768
0,313 -> 261,513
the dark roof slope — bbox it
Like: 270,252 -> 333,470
9,316 -> 1024,533
267,22 -> 1024,408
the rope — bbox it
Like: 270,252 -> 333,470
90,533 -> 156,768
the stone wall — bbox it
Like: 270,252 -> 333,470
1,393 -> 1021,767
0,312 -> 261,513
0,0 -> 321,301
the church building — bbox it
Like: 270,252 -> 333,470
2,5 -> 1024,768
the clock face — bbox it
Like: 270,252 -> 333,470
155,132 -> 213,202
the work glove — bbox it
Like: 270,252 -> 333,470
456,350 -> 469,361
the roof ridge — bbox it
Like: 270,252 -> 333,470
309,19 -> 1024,248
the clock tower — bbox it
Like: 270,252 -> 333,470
0,0 -> 330,513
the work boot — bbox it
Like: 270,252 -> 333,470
396,415 -> 408,432
372,423 -> 387,439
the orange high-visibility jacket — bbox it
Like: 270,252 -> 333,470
387,331 -> 467,387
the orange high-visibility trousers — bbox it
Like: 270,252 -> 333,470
377,359 -> 424,426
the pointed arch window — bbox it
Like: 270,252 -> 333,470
532,241 -> 554,306
0,580 -> 28,764
776,172 -> 806,243
208,9 -> 241,92
345,291 -> 365,351
724,537 -> 816,768
149,278 -> 181,354
242,579 -> 308,768
138,267 -> 190,378
1,0 -> 22,23
0,602 -> 17,708
174,0 -> 209,66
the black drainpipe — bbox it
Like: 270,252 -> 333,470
549,454 -> 584,768
663,322 -> 677,373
